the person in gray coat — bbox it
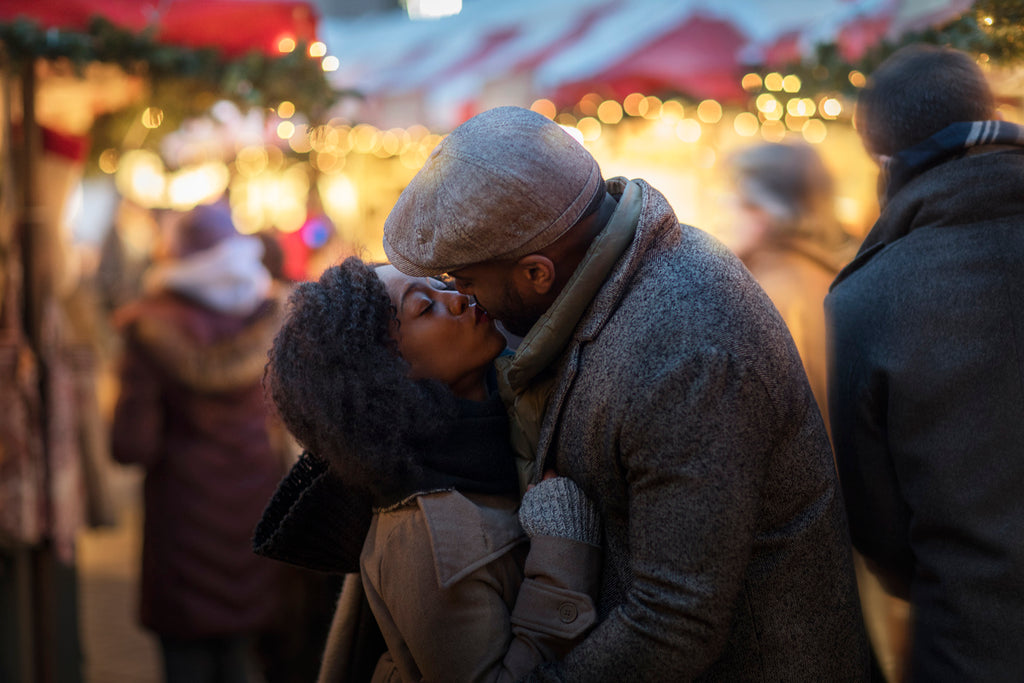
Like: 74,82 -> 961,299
382,106 -> 870,681
826,44 -> 1024,681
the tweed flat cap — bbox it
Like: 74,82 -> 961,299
383,106 -> 603,277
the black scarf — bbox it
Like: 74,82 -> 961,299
252,392 -> 517,574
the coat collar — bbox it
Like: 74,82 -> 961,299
418,491 -> 526,589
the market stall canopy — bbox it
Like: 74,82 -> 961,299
0,0 -> 319,57
0,0 -> 324,135
321,0 -> 973,130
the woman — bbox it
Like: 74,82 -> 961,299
111,202 -> 288,683
256,257 -> 602,682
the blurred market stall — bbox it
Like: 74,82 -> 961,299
0,3 -> 330,681
311,0 -> 1024,258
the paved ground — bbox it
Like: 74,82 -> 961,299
77,467 -> 162,683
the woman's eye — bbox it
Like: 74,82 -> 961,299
418,301 -> 433,316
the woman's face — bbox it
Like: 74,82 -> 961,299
376,265 -> 507,400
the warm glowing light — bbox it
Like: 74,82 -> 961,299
786,98 -> 814,117
116,150 -> 166,207
802,119 -> 828,144
278,37 -> 296,53
277,101 -> 296,119
309,41 -> 328,58
576,117 -> 602,142
697,100 -> 722,124
322,56 -> 340,72
555,112 -> 577,126
560,125 -> 585,145
141,107 -> 164,129
642,96 -> 662,119
756,94 -> 778,114
289,124 -> 312,154
167,163 -> 230,210
782,75 -> 802,93
676,119 -> 702,143
530,99 -> 557,120
983,15 -> 994,25
309,125 -> 340,153
848,70 -> 867,88
661,100 -> 685,121
741,73 -> 763,92
578,93 -> 602,117
821,98 -> 842,118
98,148 -> 119,174
760,119 -> 786,142
351,124 -> 380,154
733,112 -> 759,137
377,130 -> 402,157
785,114 -> 807,131
235,146 -> 270,178
231,164 -> 310,233
764,72 -> 784,92
696,146 -> 716,169
319,173 -> 360,222
597,100 -> 623,125
277,121 -> 296,139
313,151 -> 341,173
623,93 -> 645,117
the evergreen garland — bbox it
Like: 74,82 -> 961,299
758,0 -> 1024,100
0,16 -> 345,121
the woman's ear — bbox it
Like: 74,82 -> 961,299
513,254 -> 556,295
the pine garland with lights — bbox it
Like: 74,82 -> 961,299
762,0 -> 1024,100
0,15 -> 347,123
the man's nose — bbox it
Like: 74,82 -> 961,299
445,291 -> 469,314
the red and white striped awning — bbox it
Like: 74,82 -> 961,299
322,0 -> 972,130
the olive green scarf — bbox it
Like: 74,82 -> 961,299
495,179 -> 643,493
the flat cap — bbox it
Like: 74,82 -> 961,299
383,106 -> 603,276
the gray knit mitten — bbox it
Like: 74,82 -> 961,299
518,477 -> 602,546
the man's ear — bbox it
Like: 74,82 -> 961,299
513,254 -> 556,295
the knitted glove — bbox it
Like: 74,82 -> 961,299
518,477 -> 601,546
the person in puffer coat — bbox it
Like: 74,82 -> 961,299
111,202 -> 287,683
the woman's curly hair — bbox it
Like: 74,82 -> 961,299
265,257 -> 457,497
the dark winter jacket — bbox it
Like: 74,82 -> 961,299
520,178 -> 869,681
112,288 -> 286,638
826,141 -> 1024,681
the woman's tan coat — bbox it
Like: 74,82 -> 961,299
358,490 -> 600,683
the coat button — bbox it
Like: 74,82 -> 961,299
558,602 -> 578,623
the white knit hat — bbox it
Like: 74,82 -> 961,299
383,106 -> 603,277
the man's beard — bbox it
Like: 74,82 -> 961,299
491,283 -> 542,338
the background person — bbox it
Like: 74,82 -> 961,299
725,141 -> 855,434
826,44 -> 1024,681
110,202 -> 288,683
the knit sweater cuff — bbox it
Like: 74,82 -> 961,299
518,477 -> 601,546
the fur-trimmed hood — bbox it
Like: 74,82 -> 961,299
116,284 -> 288,393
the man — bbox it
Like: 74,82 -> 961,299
826,44 -> 1024,680
383,106 -> 868,681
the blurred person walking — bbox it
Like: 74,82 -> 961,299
110,202 -> 287,683
727,141 -> 854,435
826,44 -> 1024,681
